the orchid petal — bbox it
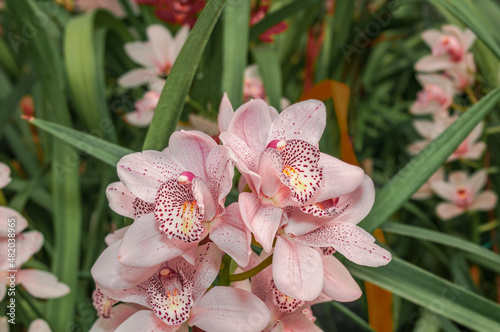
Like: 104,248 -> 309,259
117,150 -> 183,202
105,226 -> 130,246
206,145 -> 234,213
436,202 -> 464,220
0,162 -> 11,189
280,311 -> 322,332
468,169 -> 487,195
218,93 -> 235,132
0,206 -> 28,236
210,203 -> 252,267
189,286 -> 271,332
322,255 -> 362,302
118,214 -> 197,268
106,182 -> 136,218
469,191 -> 497,211
239,192 -> 282,252
92,239 -> 158,289
296,223 -> 392,267
192,243 -> 222,303
28,319 -> 51,332
430,180 -> 456,201
124,41 -> 156,68
268,100 -> 326,146
415,55 -> 453,72
17,269 -> 69,299
115,310 -> 180,332
272,236 -> 324,301
89,304 -> 139,332
147,24 -> 175,71
118,68 -> 157,88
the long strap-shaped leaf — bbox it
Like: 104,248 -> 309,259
5,1 -> 82,330
28,118 -> 134,167
359,87 -> 500,233
143,0 -> 226,151
347,256 -> 500,332
383,222 -> 500,274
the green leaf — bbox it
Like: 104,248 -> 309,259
251,43 -> 282,109
382,222 -> 500,274
143,0 -> 226,151
347,257 -> 500,332
221,0 -> 250,105
428,0 -> 500,60
64,10 -> 133,143
359,87 -> 500,233
28,118 -> 134,167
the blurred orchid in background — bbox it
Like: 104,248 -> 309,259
135,0 -> 205,27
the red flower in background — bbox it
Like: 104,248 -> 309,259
250,0 -> 287,43
135,0 -> 205,27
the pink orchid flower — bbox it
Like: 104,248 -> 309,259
0,162 -> 11,188
218,96 -> 365,250
135,0 -> 206,28
125,90 -> 162,127
235,251 -> 360,331
415,25 -> 476,72
75,0 -> 138,17
93,243 -> 271,331
118,25 -> 189,88
28,319 -> 52,332
243,65 -> 290,109
408,117 -> 485,162
431,170 -> 497,220
445,53 -> 476,91
90,304 -> 139,332
412,167 -> 445,200
410,74 -> 455,116
106,130 -> 252,268
0,207 -> 69,301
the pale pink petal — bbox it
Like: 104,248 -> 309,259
228,99 -> 275,160
147,25 -> 175,71
309,153 -> 365,203
168,130 -> 217,182
0,162 -> 11,189
92,240 -> 158,289
115,310 -> 180,332
172,26 -> 190,60
281,311 -> 322,332
412,183 -> 433,200
189,286 -> 271,332
219,131 -> 262,193
28,319 -> 51,332
0,206 -> 28,236
413,120 -> 438,138
463,142 -> 486,160
258,148 -> 285,198
118,68 -> 157,88
89,304 -> 139,332
118,214 -> 197,268
125,109 -> 155,127
462,29 -> 476,51
322,255 -> 361,302
124,41 -> 156,68
105,226 -> 130,246
182,246 -> 197,265
106,182 -> 136,218
436,202 -> 464,220
206,145 -> 234,212
421,29 -> 443,47
218,93 -> 234,132
239,193 -> 282,253
97,282 -> 149,308
12,230 -> 44,268
467,122 -> 484,142
408,140 -> 430,155
192,243 -> 222,303
296,223 -> 392,267
272,237 -> 324,301
468,169 -> 487,195
17,269 -> 69,299
415,55 -> 453,72
448,171 -> 468,186
469,191 -> 497,211
410,100 -> 442,115
210,203 -> 252,267
117,150 -> 183,202
268,100 -> 326,146
430,180 -> 456,201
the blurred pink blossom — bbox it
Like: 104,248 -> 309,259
410,74 -> 455,116
119,25 -> 189,88
431,170 -> 497,220
415,25 -> 476,72
0,162 -> 11,189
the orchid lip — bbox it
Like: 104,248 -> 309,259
267,139 -> 286,150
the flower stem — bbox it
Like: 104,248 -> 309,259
465,86 -> 478,105
229,254 -> 273,282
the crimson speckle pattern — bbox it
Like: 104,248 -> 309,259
133,198 -> 154,218
147,269 -> 194,325
276,139 -> 322,204
154,178 -> 203,243
270,279 -> 304,313
321,247 -> 336,255
300,198 -> 350,218
92,287 -> 117,319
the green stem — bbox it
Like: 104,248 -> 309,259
229,254 -> 273,282
218,254 -> 233,286
486,125 -> 500,135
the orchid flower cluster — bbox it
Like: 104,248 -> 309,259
90,97 -> 392,331
409,25 -> 498,220
0,163 -> 69,332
